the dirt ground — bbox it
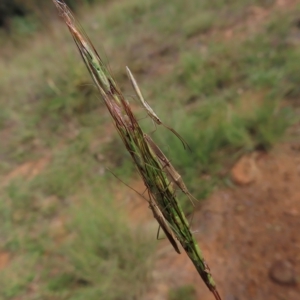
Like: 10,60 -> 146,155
124,142 -> 300,300
1,1 -> 299,299
2,136 -> 299,300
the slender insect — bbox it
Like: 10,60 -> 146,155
149,196 -> 181,254
52,2 -> 221,298
126,66 -> 191,151
53,0 -> 113,96
108,169 -> 181,254
144,133 -> 198,206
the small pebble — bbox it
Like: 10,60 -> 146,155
269,260 -> 296,285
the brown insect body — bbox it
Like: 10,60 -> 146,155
144,134 -> 197,206
126,67 -> 191,150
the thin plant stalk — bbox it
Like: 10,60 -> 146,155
52,1 -> 221,299
143,133 -> 198,206
126,66 -> 191,151
108,169 -> 181,254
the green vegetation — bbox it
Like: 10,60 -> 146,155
0,175 -> 153,299
0,0 -> 299,298
168,285 -> 197,300
0,0 -> 100,25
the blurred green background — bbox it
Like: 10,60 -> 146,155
0,0 -> 299,299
